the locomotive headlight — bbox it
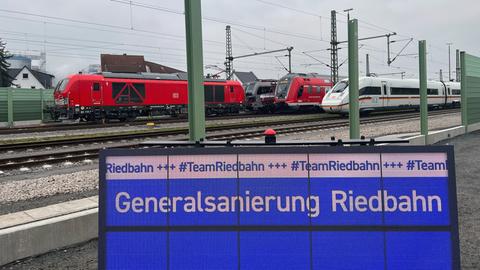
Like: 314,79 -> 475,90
81,106 -> 85,110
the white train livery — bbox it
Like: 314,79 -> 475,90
322,77 -> 460,114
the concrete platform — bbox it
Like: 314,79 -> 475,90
376,124 -> 477,145
0,196 -> 98,266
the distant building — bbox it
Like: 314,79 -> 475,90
7,52 -> 47,72
100,54 -> 184,73
8,55 -> 31,70
82,64 -> 101,74
145,61 -> 184,73
232,71 -> 258,85
8,66 -> 55,89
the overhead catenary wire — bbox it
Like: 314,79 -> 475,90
111,0 -> 329,43
0,2 -> 456,79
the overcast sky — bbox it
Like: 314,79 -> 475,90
1,0 -> 478,83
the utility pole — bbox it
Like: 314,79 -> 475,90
227,47 -> 293,74
225,25 -> 233,79
288,47 -> 292,73
366,54 -> 370,76
330,10 -> 339,85
385,33 -> 404,66
330,9 -> 396,83
330,10 -> 339,84
444,42 -> 452,81
343,8 -> 353,21
439,69 -> 443,82
456,49 -> 460,82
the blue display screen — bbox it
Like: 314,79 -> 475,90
99,146 -> 460,270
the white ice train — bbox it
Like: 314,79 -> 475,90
321,77 -> 461,114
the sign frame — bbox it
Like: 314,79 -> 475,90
98,145 -> 460,270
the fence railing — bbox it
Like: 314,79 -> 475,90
0,88 -> 54,126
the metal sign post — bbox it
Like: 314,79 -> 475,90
348,19 -> 360,139
460,51 -> 467,127
184,0 -> 206,142
419,40 -> 428,139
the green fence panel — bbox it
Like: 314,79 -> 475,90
0,87 -> 55,124
463,53 -> 480,125
465,76 -> 480,125
12,89 -> 42,121
0,90 -> 7,122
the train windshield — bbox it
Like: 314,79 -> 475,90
276,79 -> 291,98
245,83 -> 255,96
331,81 -> 348,93
55,79 -> 69,92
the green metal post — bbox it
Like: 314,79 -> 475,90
7,88 -> 13,127
40,89 -> 44,123
419,40 -> 428,138
460,51 -> 467,128
348,19 -> 360,139
184,0 -> 206,142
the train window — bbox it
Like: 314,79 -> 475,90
359,87 -> 381,96
452,89 -> 461,95
230,86 -> 234,93
56,79 -> 69,92
390,87 -> 419,95
297,86 -> 304,97
214,86 -> 225,102
93,83 -> 100,91
427,88 -> 439,95
316,86 -> 321,93
130,83 -> 145,103
258,86 -> 272,95
112,83 -> 126,101
204,85 -> 214,102
307,86 -> 312,94
332,81 -> 348,93
112,82 -> 145,104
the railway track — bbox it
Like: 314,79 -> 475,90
0,109 -> 459,172
0,114 -> 341,152
0,111 -> 316,135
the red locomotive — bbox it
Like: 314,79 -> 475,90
274,73 -> 333,111
51,72 -> 245,121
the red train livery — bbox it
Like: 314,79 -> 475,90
52,72 -> 245,121
274,73 -> 333,111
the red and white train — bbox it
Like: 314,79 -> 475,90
51,72 -> 245,121
274,73 -> 333,111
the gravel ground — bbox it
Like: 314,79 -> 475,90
445,132 -> 480,270
0,169 -> 98,215
278,112 -> 461,141
2,130 -> 479,269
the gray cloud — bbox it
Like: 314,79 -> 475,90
0,0 -> 477,82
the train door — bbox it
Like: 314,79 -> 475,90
381,81 -> 387,108
229,85 -> 235,103
91,82 -> 102,105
